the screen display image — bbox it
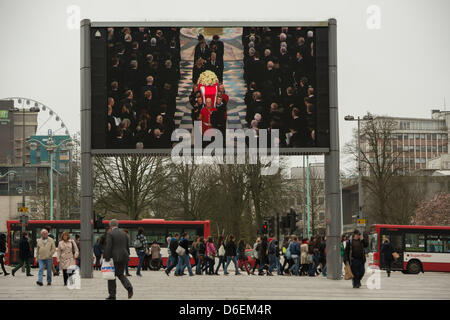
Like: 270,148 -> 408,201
90,25 -> 330,153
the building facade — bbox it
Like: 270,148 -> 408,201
364,110 -> 449,173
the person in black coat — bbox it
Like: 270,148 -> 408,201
381,238 -> 394,277
103,219 -> 133,300
258,236 -> 269,275
223,235 -> 241,275
0,233 -> 9,276
11,232 -> 33,276
165,233 -> 180,276
344,229 -> 368,288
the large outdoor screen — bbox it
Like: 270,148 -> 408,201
90,24 -> 330,154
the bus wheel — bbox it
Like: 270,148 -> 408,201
407,260 -> 421,274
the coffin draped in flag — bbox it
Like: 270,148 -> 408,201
197,70 -> 219,106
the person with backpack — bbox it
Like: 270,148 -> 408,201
344,229 -> 368,288
214,235 -> 226,275
267,239 -> 280,276
93,238 -> 103,271
165,233 -> 179,276
205,236 -> 216,275
288,235 -> 301,276
134,227 -> 147,277
280,237 -> 291,275
224,235 -> 240,275
237,239 -> 250,275
57,232 -> 79,286
250,237 -> 261,275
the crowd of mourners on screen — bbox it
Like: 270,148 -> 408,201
105,27 -> 316,149
242,27 -> 316,147
106,27 -> 181,149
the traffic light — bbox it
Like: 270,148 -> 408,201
261,221 -> 268,234
281,215 -> 289,229
268,216 -> 275,233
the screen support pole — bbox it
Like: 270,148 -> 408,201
325,18 -> 342,280
80,19 -> 93,278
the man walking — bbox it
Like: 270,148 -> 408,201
344,229 -> 368,288
11,232 -> 33,277
381,238 -> 394,277
36,229 -> 56,286
175,233 -> 194,276
165,233 -> 180,276
103,219 -> 133,300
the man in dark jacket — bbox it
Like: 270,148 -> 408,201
11,232 -> 33,276
381,238 -> 394,277
0,233 -> 9,275
175,233 -> 194,276
165,233 -> 180,276
224,235 -> 240,275
103,219 -> 133,300
344,229 -> 368,288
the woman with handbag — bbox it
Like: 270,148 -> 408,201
57,232 -> 79,286
205,236 -> 216,275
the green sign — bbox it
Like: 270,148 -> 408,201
0,110 -> 8,119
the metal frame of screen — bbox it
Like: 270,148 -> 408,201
80,19 -> 340,280
89,21 -> 330,155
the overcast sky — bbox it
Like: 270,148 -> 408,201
1,0 -> 449,173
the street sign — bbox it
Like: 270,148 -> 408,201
18,207 -> 29,213
356,219 -> 366,226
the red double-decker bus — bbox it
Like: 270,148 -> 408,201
368,224 -> 450,274
6,219 -> 210,268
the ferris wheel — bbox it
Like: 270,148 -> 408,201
3,97 -> 72,137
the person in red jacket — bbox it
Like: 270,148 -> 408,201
199,97 -> 217,136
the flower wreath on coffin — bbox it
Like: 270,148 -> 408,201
197,70 -> 219,106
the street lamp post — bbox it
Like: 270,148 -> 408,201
28,135 -> 73,220
344,114 -> 373,223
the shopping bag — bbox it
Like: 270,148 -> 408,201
101,259 -> 115,280
344,262 -> 354,280
392,252 -> 400,260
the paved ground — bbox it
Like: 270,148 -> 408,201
0,266 -> 449,300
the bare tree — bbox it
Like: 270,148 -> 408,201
345,114 -> 407,224
412,192 -> 450,225
93,156 -> 172,219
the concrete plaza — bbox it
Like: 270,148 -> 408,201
0,266 -> 449,300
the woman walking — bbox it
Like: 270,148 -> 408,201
250,237 -> 261,275
238,240 -> 250,275
205,236 -> 216,275
57,232 -> 79,286
196,237 -> 206,275
214,236 -> 226,275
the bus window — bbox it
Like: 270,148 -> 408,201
183,228 -> 199,242
405,233 -> 425,252
369,233 -> 377,252
427,235 -> 443,253
167,228 -> 182,238
444,239 -> 450,253
147,228 -> 166,246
